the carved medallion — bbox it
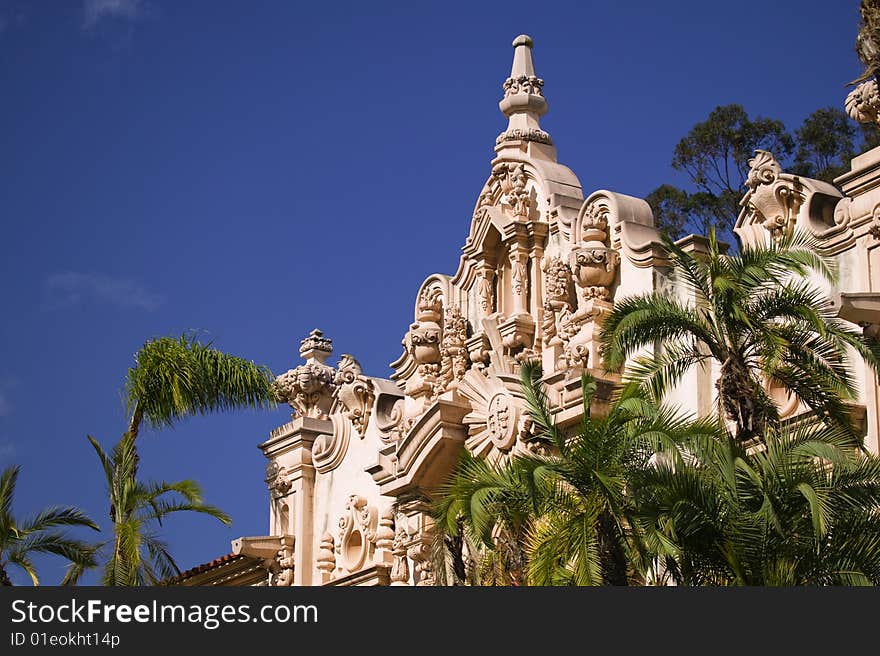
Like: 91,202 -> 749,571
485,392 -> 516,450
459,369 -> 523,459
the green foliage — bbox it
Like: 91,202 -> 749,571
791,108 -> 857,183
649,104 -> 793,240
432,363 -> 720,586
635,421 -> 880,585
125,333 -> 276,436
600,229 -> 880,444
648,105 -> 875,241
0,465 -> 99,585
83,432 -> 231,586
77,332 -> 274,585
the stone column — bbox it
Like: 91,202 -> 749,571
508,245 -> 530,315
259,416 -> 333,587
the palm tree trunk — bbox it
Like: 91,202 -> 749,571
598,511 -> 629,586
0,563 -> 12,586
718,357 -> 766,444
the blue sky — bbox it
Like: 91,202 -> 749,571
0,0 -> 865,584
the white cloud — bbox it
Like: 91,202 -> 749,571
82,0 -> 145,30
43,272 -> 165,312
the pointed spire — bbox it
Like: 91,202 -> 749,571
496,34 -> 553,151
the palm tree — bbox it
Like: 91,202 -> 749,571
600,230 -> 880,444
81,432 -> 231,586
433,362 -> 718,585
432,449 -> 538,585
73,332 -> 275,585
124,333 -> 276,446
0,465 -> 99,585
634,420 -> 880,585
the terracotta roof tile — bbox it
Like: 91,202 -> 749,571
161,553 -> 244,585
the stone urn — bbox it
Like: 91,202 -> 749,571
568,245 -> 619,300
408,320 -> 442,364
408,289 -> 444,365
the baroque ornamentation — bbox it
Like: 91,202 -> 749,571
846,79 -> 880,127
492,162 -> 531,219
316,532 -> 336,583
333,354 -> 375,434
502,74 -> 544,98
335,495 -> 378,575
510,251 -> 529,299
390,512 -> 410,585
265,461 -> 291,499
375,394 -> 408,443
270,536 -> 295,587
406,287 -> 443,382
866,202 -> 880,240
495,128 -> 553,146
477,267 -> 496,314
570,200 -> 619,303
740,150 -> 804,243
313,413 -> 351,473
273,329 -> 337,419
459,369 -> 522,458
375,507 -> 395,553
541,256 -> 575,347
439,306 -> 469,391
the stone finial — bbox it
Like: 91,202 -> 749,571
846,79 -> 880,127
496,34 -> 553,148
273,328 -> 337,419
299,328 -> 333,362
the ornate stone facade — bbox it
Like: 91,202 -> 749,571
175,34 -> 880,587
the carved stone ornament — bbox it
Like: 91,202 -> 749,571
502,73 -> 545,98
867,203 -> 880,241
333,354 -> 375,434
495,127 -> 553,146
335,495 -> 378,575
459,369 -> 522,458
492,162 -> 531,219
569,200 -> 619,303
375,394 -> 408,443
439,306 -> 469,392
265,461 -> 291,499
846,79 -> 880,127
542,255 -> 575,347
406,287 -> 443,377
273,329 -> 337,419
375,506 -> 395,553
312,413 -> 351,473
404,513 -> 435,587
477,267 -> 496,314
316,532 -> 336,583
390,512 -> 410,585
741,150 -> 803,243
510,251 -> 529,298
270,536 -> 295,587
